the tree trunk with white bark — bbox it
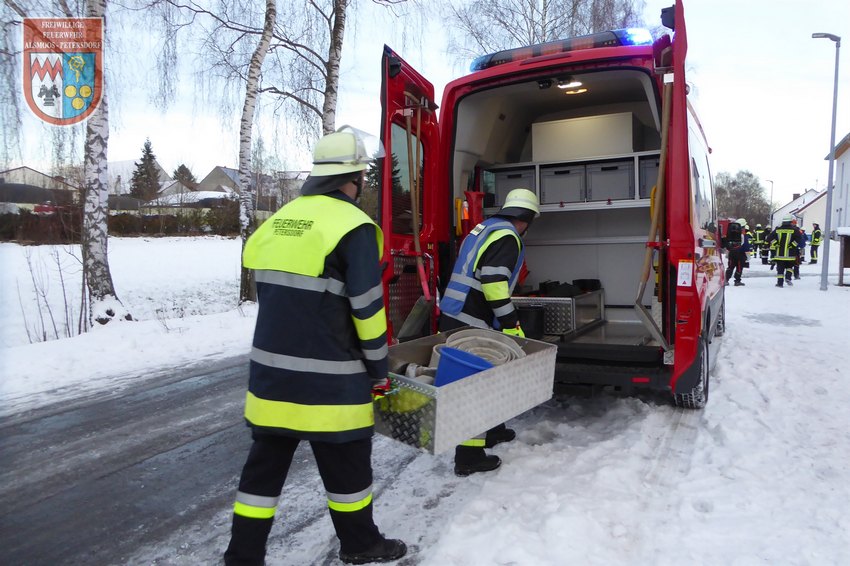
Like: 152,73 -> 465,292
81,0 -> 132,325
238,0 -> 277,303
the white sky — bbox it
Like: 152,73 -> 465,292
1,237 -> 849,564
11,0 -> 850,206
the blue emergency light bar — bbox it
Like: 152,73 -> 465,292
470,28 -> 653,72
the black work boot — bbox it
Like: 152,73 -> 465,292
339,537 -> 407,565
485,424 -> 516,448
734,280 -> 745,286
454,446 -> 501,476
224,515 -> 273,566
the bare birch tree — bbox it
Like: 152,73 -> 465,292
2,0 -> 131,325
237,0 -> 276,303
444,0 -> 645,60
81,0 -> 132,324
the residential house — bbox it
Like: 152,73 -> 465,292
196,166 -> 240,193
771,189 -> 821,228
827,131 -> 849,234
108,159 -> 172,195
792,191 -> 827,235
0,166 -> 80,211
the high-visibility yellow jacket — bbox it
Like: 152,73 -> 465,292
242,193 -> 386,442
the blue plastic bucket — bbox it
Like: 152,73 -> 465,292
434,346 -> 493,387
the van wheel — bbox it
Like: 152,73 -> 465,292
714,298 -> 726,338
673,337 -> 709,409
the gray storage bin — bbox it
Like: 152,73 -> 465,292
639,156 -> 659,198
493,168 -> 535,206
540,165 -> 585,204
587,160 -> 635,201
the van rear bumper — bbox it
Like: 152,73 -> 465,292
554,361 -> 670,393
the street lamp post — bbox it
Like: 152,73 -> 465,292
765,179 -> 774,226
812,32 -> 841,292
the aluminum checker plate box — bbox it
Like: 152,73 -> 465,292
373,328 -> 556,454
512,290 -> 603,335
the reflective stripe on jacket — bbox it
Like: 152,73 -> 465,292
440,217 -> 524,330
242,193 -> 386,442
812,229 -> 823,246
765,225 -> 799,261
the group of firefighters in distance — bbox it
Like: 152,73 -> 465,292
723,215 -> 823,288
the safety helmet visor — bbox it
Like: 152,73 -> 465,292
310,125 -> 386,177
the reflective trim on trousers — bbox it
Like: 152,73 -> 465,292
233,490 -> 279,519
327,485 -> 373,513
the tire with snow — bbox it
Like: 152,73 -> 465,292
673,336 -> 709,409
714,297 -> 726,338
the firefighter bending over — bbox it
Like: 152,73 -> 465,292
439,188 -> 540,476
224,126 -> 406,565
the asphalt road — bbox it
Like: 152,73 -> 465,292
0,357 -> 260,565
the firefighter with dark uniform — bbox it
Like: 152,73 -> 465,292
439,188 -> 540,476
753,223 -> 768,264
224,126 -> 407,565
764,215 -> 801,287
810,223 -> 823,264
723,218 -> 751,286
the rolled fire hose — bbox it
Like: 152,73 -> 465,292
443,328 -> 526,366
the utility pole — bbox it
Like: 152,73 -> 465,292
812,32 -> 841,292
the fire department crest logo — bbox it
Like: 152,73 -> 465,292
23,18 -> 103,126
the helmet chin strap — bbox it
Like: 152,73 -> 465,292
353,173 -> 364,200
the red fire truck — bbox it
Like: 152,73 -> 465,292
377,0 -> 724,408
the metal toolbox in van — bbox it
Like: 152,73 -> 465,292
512,290 -> 604,335
373,329 -> 556,454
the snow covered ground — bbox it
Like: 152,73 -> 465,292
2,237 -> 850,565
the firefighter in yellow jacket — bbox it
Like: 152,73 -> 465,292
224,127 -> 406,565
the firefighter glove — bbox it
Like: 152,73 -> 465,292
371,376 -> 393,398
502,325 -> 525,338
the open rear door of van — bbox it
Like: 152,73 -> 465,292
380,46 -> 441,341
664,0 -> 705,394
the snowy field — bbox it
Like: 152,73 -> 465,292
2,236 -> 850,565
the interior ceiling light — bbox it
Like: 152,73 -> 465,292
557,77 -> 583,89
564,88 -> 588,95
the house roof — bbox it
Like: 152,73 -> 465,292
108,159 -> 172,194
793,190 -> 826,214
825,131 -> 850,160
0,166 -> 80,191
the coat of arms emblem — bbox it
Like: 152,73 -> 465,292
23,18 -> 103,126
